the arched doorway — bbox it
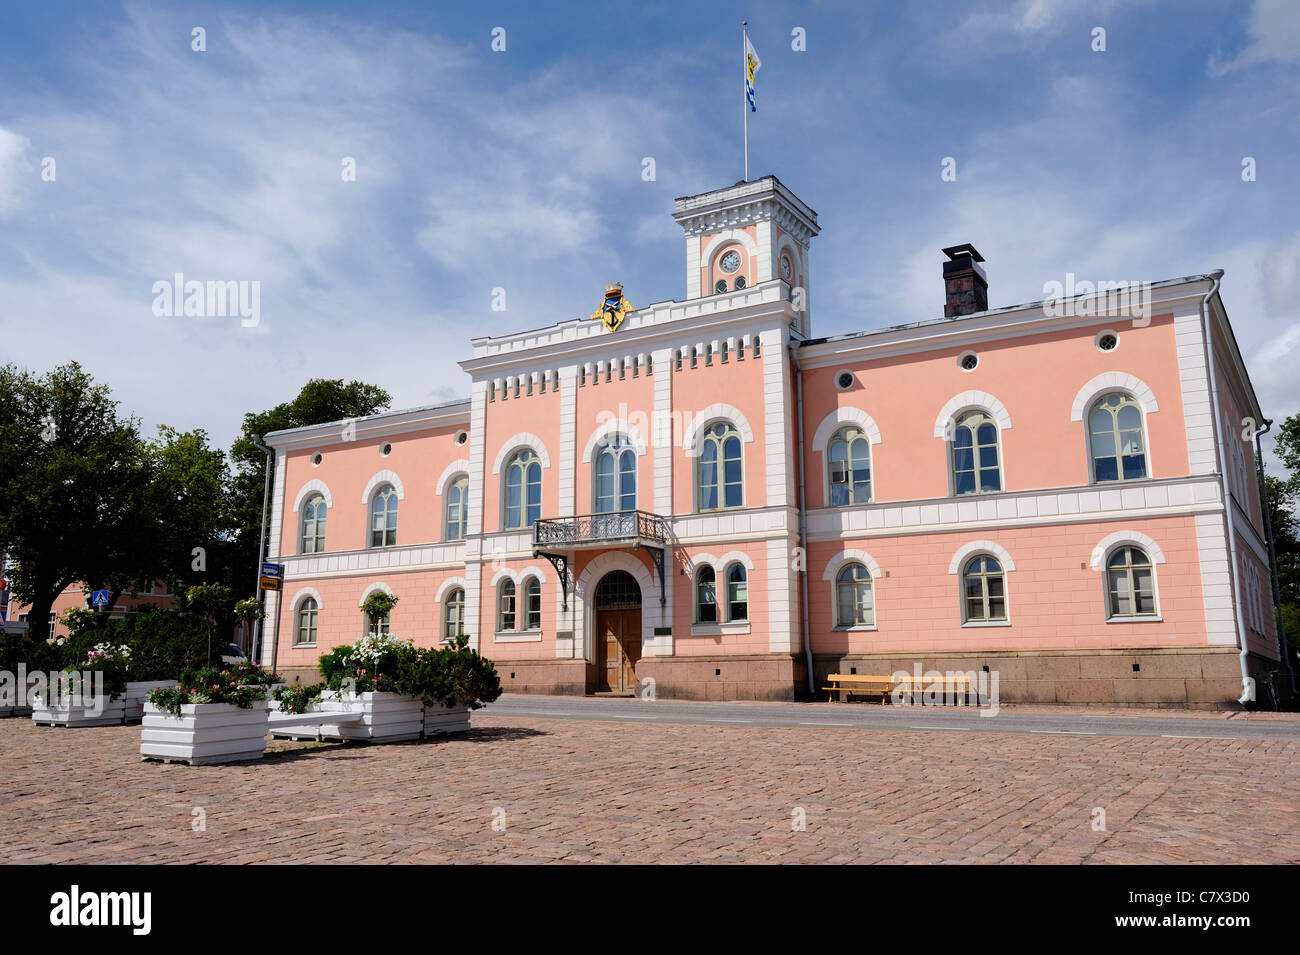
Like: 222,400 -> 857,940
594,570 -> 642,694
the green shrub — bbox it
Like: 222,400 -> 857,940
318,633 -> 414,694
66,607 -> 213,682
273,683 -> 324,714
146,664 -> 278,717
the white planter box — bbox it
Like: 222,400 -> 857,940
123,680 -> 179,723
140,700 -> 269,765
315,690 -> 423,742
32,694 -> 128,727
423,703 -> 471,737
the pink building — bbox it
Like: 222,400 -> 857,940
260,176 -> 1282,706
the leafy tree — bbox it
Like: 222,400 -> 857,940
226,379 -> 390,591
0,362 -> 150,638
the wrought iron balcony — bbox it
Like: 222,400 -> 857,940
532,509 -> 670,551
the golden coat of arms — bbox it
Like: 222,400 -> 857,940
591,282 -> 635,332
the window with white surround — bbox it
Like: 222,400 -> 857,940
443,588 -> 465,641
1106,546 -> 1156,618
498,579 -> 516,631
726,564 -> 748,622
962,555 -> 1007,623
369,485 -> 398,547
594,437 -> 636,513
295,598 -> 318,646
301,493 -> 327,553
1088,393 -> 1148,483
444,475 -> 468,541
523,576 -> 541,630
504,449 -> 542,529
696,567 -> 717,623
828,426 -> 872,506
951,410 -> 1001,495
697,421 -> 743,511
835,563 -> 875,627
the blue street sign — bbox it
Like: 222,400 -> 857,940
91,589 -> 110,607
260,562 -> 283,579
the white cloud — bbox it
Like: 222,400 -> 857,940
1210,0 -> 1300,75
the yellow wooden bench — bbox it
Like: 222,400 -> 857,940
823,673 -> 972,705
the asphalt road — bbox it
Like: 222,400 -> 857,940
488,693 -> 1300,741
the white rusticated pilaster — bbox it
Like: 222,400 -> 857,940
1174,308 -> 1217,476
464,561 -> 483,653
766,531 -> 799,653
466,380 -> 489,535
558,365 -> 578,517
261,451 -> 288,666
652,347 -> 673,516
1195,511 -> 1237,646
754,218 -> 773,283
760,326 -> 790,508
685,237 -> 701,300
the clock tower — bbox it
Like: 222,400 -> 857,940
672,175 -> 820,335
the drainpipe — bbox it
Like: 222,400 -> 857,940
251,435 -> 274,666
1254,420 -> 1296,694
791,345 -> 816,696
1198,271 -> 1254,704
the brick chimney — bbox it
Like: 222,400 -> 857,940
942,244 -> 988,317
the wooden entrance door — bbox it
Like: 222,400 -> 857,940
597,608 -> 642,694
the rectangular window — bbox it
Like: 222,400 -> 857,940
525,588 -> 541,630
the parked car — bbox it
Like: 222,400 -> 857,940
220,643 -> 248,665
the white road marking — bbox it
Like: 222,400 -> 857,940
703,718 -> 753,723
909,724 -> 974,730
1030,730 -> 1096,735
798,721 -> 854,726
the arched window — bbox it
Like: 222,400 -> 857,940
828,426 -> 872,506
443,588 -> 465,642
445,475 -> 468,541
726,564 -> 748,622
300,494 -> 326,554
1106,546 -> 1156,618
951,411 -> 1001,495
714,279 -> 728,294
294,597 -> 318,646
498,579 -> 516,631
962,555 -> 1006,622
835,563 -> 874,627
504,449 -> 542,529
696,566 -> 717,623
594,437 -> 637,513
369,485 -> 398,547
522,576 -> 542,630
698,421 -> 743,511
1089,393 -> 1148,483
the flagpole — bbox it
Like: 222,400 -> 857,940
742,21 -> 749,182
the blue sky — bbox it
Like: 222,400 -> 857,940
1,0 -> 1297,465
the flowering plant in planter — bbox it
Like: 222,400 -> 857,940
146,664 -> 279,717
395,641 -> 503,710
318,633 -> 415,694
273,683 -> 324,714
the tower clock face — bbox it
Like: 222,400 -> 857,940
780,255 -> 793,280
720,251 -> 741,273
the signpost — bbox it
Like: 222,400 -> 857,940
259,562 -> 283,592
260,563 -> 285,674
91,589 -> 110,609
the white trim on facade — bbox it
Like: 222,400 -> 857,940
1069,372 -> 1160,421
581,418 -> 649,463
947,540 -> 1017,574
811,407 -> 884,451
435,577 -> 467,604
1088,530 -> 1168,570
932,391 -> 1013,438
572,551 -> 666,660
682,403 -> 757,457
359,581 -> 395,601
821,549 -> 884,581
361,469 -> 405,503
292,479 -> 333,513
491,432 -> 552,474
288,586 -> 323,610
435,460 -> 471,496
